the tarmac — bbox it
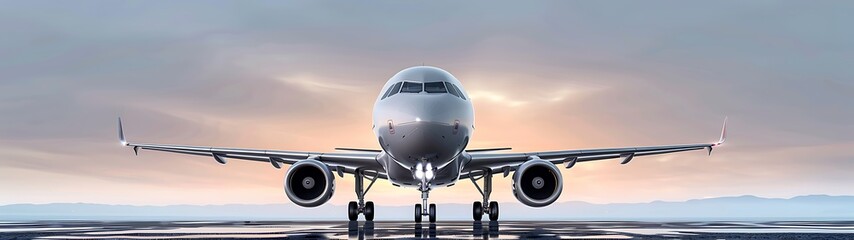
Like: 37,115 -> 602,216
1,220 -> 853,239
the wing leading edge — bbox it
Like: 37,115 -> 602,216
117,118 -> 386,178
461,117 -> 728,178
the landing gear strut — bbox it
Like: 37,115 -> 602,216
414,191 -> 437,223
348,171 -> 378,221
470,172 -> 499,221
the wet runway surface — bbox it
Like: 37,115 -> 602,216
1,221 -> 853,239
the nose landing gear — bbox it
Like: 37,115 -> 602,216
429,203 -> 436,222
414,191 -> 437,223
470,172 -> 499,221
348,171 -> 378,221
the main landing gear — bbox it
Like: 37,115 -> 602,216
470,172 -> 499,221
348,171 -> 378,221
414,191 -> 437,223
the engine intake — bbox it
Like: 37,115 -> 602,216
512,158 -> 563,207
284,159 -> 335,207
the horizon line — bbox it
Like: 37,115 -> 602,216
3,194 -> 849,207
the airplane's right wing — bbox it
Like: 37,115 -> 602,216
118,118 -> 387,178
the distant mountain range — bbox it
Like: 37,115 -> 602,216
2,195 -> 852,221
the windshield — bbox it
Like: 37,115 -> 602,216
400,82 -> 423,93
424,82 -> 447,93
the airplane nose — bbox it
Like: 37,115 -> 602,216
376,94 -> 471,167
381,120 -> 467,167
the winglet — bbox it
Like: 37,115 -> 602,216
118,117 -> 128,146
715,116 -> 727,146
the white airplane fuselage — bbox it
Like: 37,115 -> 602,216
372,66 -> 474,189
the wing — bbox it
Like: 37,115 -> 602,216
117,118 -> 386,178
461,117 -> 727,178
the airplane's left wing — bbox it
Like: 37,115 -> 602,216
461,117 -> 727,178
117,118 -> 386,178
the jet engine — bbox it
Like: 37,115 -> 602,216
512,158 -> 563,207
284,159 -> 335,207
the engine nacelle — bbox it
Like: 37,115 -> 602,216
284,159 -> 335,207
512,158 -> 563,207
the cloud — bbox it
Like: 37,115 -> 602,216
467,90 -> 529,107
467,86 -> 602,107
277,74 -> 363,93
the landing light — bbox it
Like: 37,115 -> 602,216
425,163 -> 434,179
414,162 -> 435,180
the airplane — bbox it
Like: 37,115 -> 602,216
118,66 -> 727,223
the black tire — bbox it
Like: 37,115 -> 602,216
488,201 -> 499,221
348,201 -> 358,221
364,201 -> 375,221
429,203 -> 437,223
472,201 -> 483,221
415,204 -> 423,223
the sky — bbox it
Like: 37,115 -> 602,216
0,1 -> 852,207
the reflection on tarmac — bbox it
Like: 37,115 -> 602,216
1,220 -> 853,239
346,221 -> 502,239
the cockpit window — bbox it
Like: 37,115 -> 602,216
381,86 -> 394,99
424,82 -> 447,93
381,82 -> 403,100
388,82 -> 402,97
381,82 -> 397,100
445,82 -> 461,98
400,81 -> 423,93
449,83 -> 466,100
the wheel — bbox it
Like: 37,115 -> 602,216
472,201 -> 483,221
488,201 -> 499,221
414,204 -> 422,223
347,201 -> 358,221
429,203 -> 437,223
364,201 -> 375,221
